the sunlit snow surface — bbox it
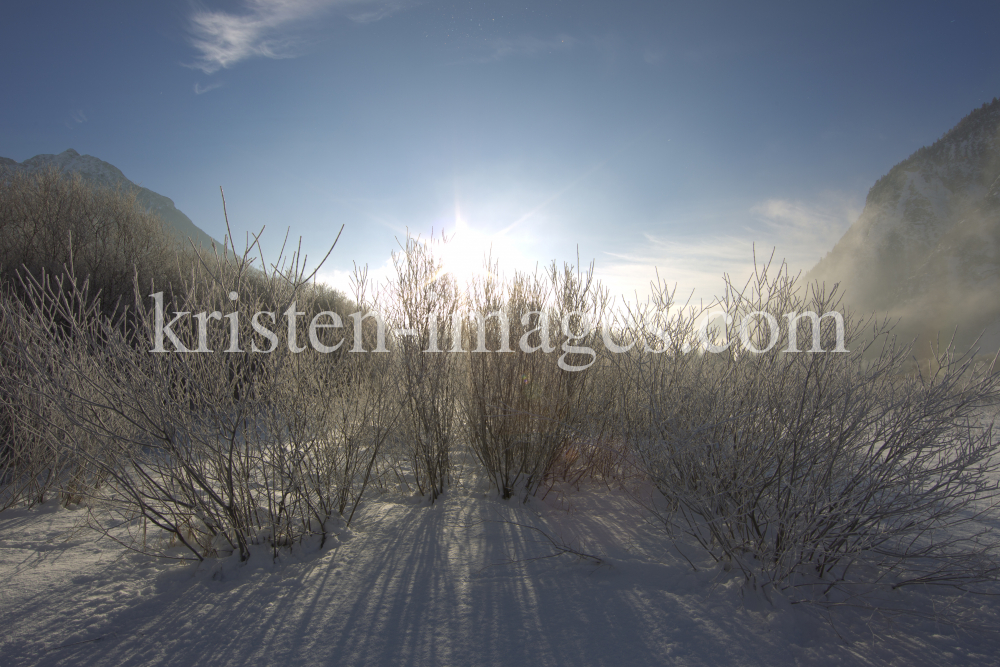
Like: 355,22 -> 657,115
2,450 -> 1000,667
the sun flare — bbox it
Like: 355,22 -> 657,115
434,210 -> 501,286
438,230 -> 492,286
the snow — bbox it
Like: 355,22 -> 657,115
3,458 -> 1000,667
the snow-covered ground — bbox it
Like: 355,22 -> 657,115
2,464 -> 1000,667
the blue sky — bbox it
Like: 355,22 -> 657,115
2,1 -> 998,301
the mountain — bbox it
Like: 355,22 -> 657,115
806,98 -> 1000,356
0,149 -> 220,250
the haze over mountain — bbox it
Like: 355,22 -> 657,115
806,98 -> 1000,356
0,149 -> 220,250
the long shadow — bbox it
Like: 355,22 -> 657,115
7,491 -> 995,666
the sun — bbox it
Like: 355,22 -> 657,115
433,204 -> 540,290
436,217 -> 497,287
438,236 -> 486,285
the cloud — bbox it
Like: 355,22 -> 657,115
750,195 -> 859,267
597,234 -> 758,308
346,0 -> 407,24
194,81 -> 225,95
595,195 -> 860,305
480,34 -> 577,62
64,109 -> 88,129
642,47 -> 665,65
186,0 -> 403,74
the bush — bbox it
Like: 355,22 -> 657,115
0,281 -> 109,510
611,258 -> 1000,597
1,204 -> 393,560
3,175 -> 998,605
463,256 -> 611,499
0,167 -> 182,318
0,168 -> 187,510
382,234 -> 462,501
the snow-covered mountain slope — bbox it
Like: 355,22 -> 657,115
806,98 -> 1000,355
0,149 -> 220,250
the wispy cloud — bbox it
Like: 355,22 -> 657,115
750,196 -> 859,267
346,0 -> 407,24
598,234 -> 758,307
642,47 -> 665,65
64,109 -> 88,129
480,34 -> 577,62
194,81 -> 225,95
186,0 -> 403,74
596,195 -> 860,304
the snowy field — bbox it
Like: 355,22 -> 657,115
3,458 -> 1000,667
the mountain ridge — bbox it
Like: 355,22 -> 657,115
806,98 -> 1000,355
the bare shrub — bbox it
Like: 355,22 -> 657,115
2,197 -> 395,560
0,167 -> 182,317
0,282 -> 109,510
0,169 -> 186,511
381,234 -> 462,501
613,257 -> 1000,597
463,256 -> 610,499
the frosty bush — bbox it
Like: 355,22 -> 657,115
0,279 -> 110,510
0,168 -> 184,510
383,235 -> 462,501
462,257 -> 613,499
0,167 -> 182,319
2,201 -> 395,561
3,171 -> 998,597
612,258 -> 1000,596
